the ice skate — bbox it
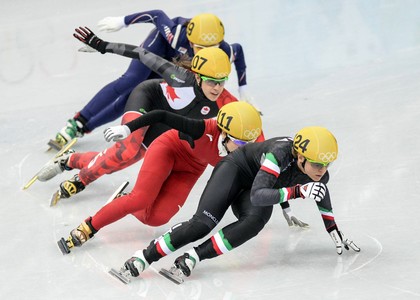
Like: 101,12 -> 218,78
57,219 -> 96,254
22,138 -> 77,190
50,174 -> 85,206
159,253 -> 196,284
37,149 -> 75,182
108,267 -> 132,284
109,251 -> 149,284
48,118 -> 85,150
104,181 -> 129,205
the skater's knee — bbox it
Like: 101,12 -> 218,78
243,215 -> 267,235
190,216 -> 214,238
170,217 -> 212,245
134,209 -> 172,227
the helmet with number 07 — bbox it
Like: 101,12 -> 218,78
293,126 -> 338,163
187,13 -> 225,46
216,102 -> 262,142
191,47 -> 231,79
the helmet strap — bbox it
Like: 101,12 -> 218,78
297,155 -> 307,174
217,133 -> 230,156
195,73 -> 203,88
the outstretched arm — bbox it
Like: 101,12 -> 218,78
97,10 -> 188,50
103,110 -> 205,142
73,27 -> 191,85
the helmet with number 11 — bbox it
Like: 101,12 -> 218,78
293,126 -> 338,164
216,102 -> 262,142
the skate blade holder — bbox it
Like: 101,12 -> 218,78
57,238 -> 71,255
109,268 -> 131,284
105,181 -> 129,205
159,268 -> 185,285
47,139 -> 64,151
50,190 -> 62,207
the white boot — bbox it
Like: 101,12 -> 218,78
37,150 -> 75,181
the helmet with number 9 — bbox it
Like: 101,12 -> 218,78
187,13 -> 225,46
216,102 -> 262,141
293,126 -> 338,163
191,47 -> 231,79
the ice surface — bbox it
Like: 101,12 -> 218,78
1,1 -> 420,299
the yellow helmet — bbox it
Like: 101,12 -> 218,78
293,126 -> 338,163
216,102 -> 262,141
187,13 -> 225,46
191,47 -> 231,79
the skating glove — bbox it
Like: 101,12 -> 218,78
282,207 -> 309,227
280,182 -> 326,202
103,125 -> 131,142
238,85 -> 262,115
329,229 -> 361,255
73,26 -> 108,54
298,182 -> 326,202
97,16 -> 126,32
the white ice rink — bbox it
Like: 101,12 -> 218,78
2,0 -> 420,299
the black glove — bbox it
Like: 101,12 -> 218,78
179,132 -> 195,149
73,26 -> 108,54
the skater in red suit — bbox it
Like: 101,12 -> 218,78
57,101 -> 270,254
38,29 -> 256,203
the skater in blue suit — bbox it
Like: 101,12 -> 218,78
50,10 -> 256,149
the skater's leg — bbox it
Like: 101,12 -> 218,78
76,81 -> 161,185
67,152 -> 99,169
51,58 -> 153,146
162,190 -> 273,280
89,138 -> 177,230
194,190 -> 273,260
78,111 -> 148,185
133,169 -> 203,226
84,92 -> 130,131
142,161 -> 245,264
78,58 -> 151,129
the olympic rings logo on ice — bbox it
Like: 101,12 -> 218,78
199,33 -> 219,43
318,152 -> 337,162
244,128 -> 261,140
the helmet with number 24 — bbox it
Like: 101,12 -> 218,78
293,126 -> 338,164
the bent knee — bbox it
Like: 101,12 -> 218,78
242,215 -> 268,235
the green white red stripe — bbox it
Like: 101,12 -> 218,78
319,206 -> 335,221
278,187 -> 290,203
156,233 -> 176,257
260,153 -> 280,177
211,230 -> 233,255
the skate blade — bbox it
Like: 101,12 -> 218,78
50,190 -> 62,207
109,268 -> 131,284
159,268 -> 184,285
47,137 -> 77,152
57,237 -> 71,255
105,181 -> 129,205
47,139 -> 64,151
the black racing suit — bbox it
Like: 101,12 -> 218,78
142,137 -> 336,263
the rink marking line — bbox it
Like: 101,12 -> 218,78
18,154 -> 31,181
347,234 -> 382,273
347,235 -> 420,297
